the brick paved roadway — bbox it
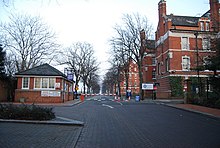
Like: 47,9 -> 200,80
1,96 -> 220,148
54,96 -> 220,148
0,122 -> 82,148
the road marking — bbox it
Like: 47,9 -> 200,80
117,102 -> 123,105
102,104 -> 114,109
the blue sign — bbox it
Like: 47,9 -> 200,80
67,73 -> 73,81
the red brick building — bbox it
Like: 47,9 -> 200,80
15,64 -> 74,103
0,79 -> 8,102
142,40 -> 157,98
155,0 -> 219,98
120,59 -> 140,96
119,38 -> 156,97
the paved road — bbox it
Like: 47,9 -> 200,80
54,96 -> 220,148
0,122 -> 82,148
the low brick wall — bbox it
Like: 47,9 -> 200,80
15,90 -> 63,103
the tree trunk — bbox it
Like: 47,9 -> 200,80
138,60 -> 144,100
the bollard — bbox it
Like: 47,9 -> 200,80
80,94 -> 85,102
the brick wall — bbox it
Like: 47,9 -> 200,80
0,80 -> 7,102
15,76 -> 74,103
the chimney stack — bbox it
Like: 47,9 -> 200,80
210,0 -> 220,32
158,0 -> 167,21
157,0 -> 167,37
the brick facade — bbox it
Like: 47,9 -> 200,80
155,0 -> 220,99
120,60 -> 140,96
0,80 -> 8,102
119,35 -> 156,98
14,64 -> 74,103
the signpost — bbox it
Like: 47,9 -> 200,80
142,83 -> 160,100
142,83 -> 154,90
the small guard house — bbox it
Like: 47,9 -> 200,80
15,64 -> 74,103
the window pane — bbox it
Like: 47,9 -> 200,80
206,22 -> 210,31
22,77 -> 29,89
182,57 -> 190,70
49,78 -> 55,89
42,78 -> 48,88
152,71 -> 156,79
202,38 -> 210,50
200,22 -> 204,31
34,78 -> 41,88
182,37 -> 189,50
152,57 -> 156,65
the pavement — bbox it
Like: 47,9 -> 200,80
0,99 -> 85,126
140,99 -> 220,120
116,97 -> 220,119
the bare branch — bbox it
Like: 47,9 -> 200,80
0,13 -> 60,72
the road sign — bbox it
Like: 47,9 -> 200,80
142,83 -> 154,90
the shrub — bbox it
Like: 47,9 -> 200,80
169,76 -> 184,97
0,104 -> 55,120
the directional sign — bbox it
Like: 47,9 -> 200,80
142,83 -> 154,90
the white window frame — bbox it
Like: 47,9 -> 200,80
22,77 -> 29,89
181,37 -> 189,50
206,22 -> 210,31
152,57 -> 156,65
34,77 -> 55,90
134,80 -> 137,87
202,38 -> 211,50
152,71 -> 156,79
34,77 -> 41,89
200,22 -> 204,31
158,63 -> 161,75
124,81 -> 126,86
203,56 -> 211,66
165,58 -> 169,72
182,56 -> 190,71
49,78 -> 55,89
134,67 -> 137,72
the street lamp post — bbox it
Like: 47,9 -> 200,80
64,68 -> 75,100
194,32 -> 201,97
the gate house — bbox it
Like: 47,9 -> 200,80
15,64 -> 74,103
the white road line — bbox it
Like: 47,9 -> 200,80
117,102 -> 123,105
102,104 -> 114,109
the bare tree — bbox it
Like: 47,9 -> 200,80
109,29 -> 131,98
58,42 -> 100,95
81,46 -> 99,94
102,66 -> 117,94
0,14 -> 59,72
87,72 -> 100,94
111,13 -> 153,100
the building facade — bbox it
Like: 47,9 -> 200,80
120,59 -> 140,96
0,79 -> 8,102
15,64 -> 74,103
155,0 -> 219,99
119,35 -> 156,98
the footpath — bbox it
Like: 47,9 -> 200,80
142,99 -> 220,120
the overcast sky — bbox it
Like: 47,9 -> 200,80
0,0 -> 210,74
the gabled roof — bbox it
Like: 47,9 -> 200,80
201,10 -> 210,18
167,15 -> 200,27
16,63 -> 65,77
